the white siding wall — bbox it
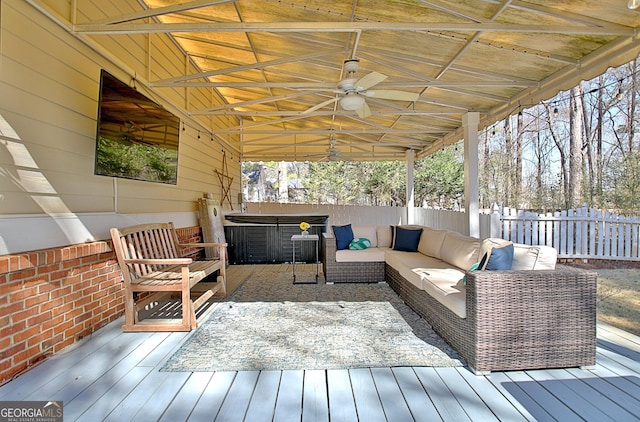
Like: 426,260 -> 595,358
0,0 -> 240,254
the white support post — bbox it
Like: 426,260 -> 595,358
406,149 -> 415,224
463,112 -> 480,237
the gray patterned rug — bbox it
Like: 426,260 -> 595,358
161,266 -> 464,371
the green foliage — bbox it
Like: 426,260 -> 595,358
607,151 -> 640,215
414,145 -> 464,208
95,137 -> 177,184
243,143 -> 465,207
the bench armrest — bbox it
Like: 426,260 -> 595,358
123,257 -> 192,266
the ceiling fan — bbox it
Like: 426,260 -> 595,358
305,134 -> 344,161
303,59 -> 420,118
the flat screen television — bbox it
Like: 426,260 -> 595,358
95,69 -> 180,184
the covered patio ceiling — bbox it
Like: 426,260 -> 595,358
69,0 -> 640,162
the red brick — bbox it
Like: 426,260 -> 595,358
9,268 -> 36,282
13,345 -> 41,365
27,328 -> 53,348
15,325 -> 40,342
0,321 -> 26,338
27,310 -> 52,327
53,319 -> 73,335
0,342 -> 25,360
39,297 -> 63,314
0,257 -> 9,274
25,292 -> 49,308
9,285 -> 37,302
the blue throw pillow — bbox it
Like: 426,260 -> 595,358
483,243 -> 514,270
392,227 -> 423,252
332,224 -> 354,250
349,238 -> 371,250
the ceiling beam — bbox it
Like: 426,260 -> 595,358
73,21 -> 635,36
90,0 -> 234,25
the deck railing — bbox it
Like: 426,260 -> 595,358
245,202 -> 639,261
498,204 -> 640,261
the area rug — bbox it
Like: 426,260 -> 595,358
161,266 -> 464,371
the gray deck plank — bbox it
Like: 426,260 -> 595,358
138,331 -> 188,367
3,265 -> 640,422
60,337 -> 171,421
272,370 -> 304,422
302,369 -> 329,422
487,372 -> 553,422
102,369 -> 176,422
0,321 -> 141,400
215,370 -> 260,421
597,348 -> 640,383
563,367 -> 640,421
130,372 -> 191,422
188,371 -> 237,421
526,369 -> 618,422
435,367 -> 500,421
75,366 -> 153,422
370,367 -> 414,421
392,367 -> 442,421
349,368 -> 386,422
413,367 -> 472,421
565,366 -> 640,416
29,331 -> 164,402
244,370 -> 281,422
457,368 -> 533,422
326,369 -> 358,422
598,323 -> 640,352
159,372 -> 214,422
502,370 -> 582,422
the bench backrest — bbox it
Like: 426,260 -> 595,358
110,222 -> 181,281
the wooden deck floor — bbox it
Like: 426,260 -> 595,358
1,265 -> 640,421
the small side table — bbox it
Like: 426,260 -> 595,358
291,234 -> 319,284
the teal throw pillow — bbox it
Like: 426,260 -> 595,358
349,238 -> 371,250
462,262 -> 481,285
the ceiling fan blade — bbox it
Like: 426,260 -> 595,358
355,72 -> 387,91
365,90 -> 419,101
302,97 -> 339,114
355,101 -> 371,118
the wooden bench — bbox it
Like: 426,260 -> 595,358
110,222 -> 227,332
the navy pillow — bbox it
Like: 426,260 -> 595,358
332,224 -> 354,250
484,243 -> 514,270
392,227 -> 423,252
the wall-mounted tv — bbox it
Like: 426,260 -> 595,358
95,69 -> 180,184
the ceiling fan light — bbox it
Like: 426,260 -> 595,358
340,94 -> 365,110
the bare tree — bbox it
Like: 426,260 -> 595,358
569,85 -> 584,208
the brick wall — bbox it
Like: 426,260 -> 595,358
0,226 -> 201,385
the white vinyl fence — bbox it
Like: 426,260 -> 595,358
498,204 -> 640,261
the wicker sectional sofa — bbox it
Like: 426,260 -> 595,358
322,224 -> 597,374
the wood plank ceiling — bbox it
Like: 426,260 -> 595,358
74,0 -> 640,162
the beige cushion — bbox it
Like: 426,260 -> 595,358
335,248 -> 390,263
418,227 -> 448,259
531,245 -> 557,269
352,225 -> 378,248
377,225 -> 393,248
479,237 -> 512,260
386,251 -> 466,318
480,238 -> 558,270
440,232 -> 481,270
